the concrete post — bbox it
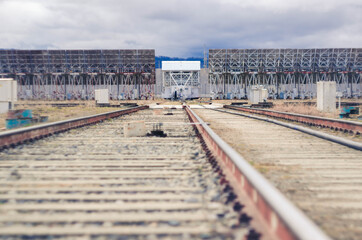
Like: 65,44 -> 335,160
0,78 -> 17,114
94,89 -> 109,104
317,81 -> 336,113
249,86 -> 260,104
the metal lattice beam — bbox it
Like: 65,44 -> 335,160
209,48 -> 362,99
0,49 -> 155,100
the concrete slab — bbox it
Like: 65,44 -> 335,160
124,121 -> 147,137
148,104 -> 223,109
148,105 -> 183,109
188,104 -> 223,109
317,82 -> 336,113
152,109 -> 164,115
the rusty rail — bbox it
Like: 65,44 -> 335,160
0,106 -> 148,149
225,105 -> 362,134
213,108 -> 362,150
185,106 -> 331,240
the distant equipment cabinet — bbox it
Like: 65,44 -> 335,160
0,78 -> 17,114
95,89 -> 110,105
249,85 -> 268,104
161,61 -> 200,100
317,81 -> 336,113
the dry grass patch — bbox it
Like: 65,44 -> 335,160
0,102 -> 127,131
271,102 -> 339,118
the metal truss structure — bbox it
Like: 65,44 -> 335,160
209,49 -> 362,99
162,71 -> 200,99
0,49 -> 155,100
161,61 -> 200,99
163,71 -> 199,88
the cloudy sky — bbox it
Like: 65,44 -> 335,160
0,0 -> 361,57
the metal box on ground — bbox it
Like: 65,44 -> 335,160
7,109 -> 33,119
250,88 -> 260,104
95,89 -> 109,104
339,106 -> 360,118
317,82 -> 336,113
249,86 -> 268,104
6,119 -> 32,130
5,109 -> 48,129
260,89 -> 268,102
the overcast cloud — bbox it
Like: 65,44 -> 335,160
0,0 -> 361,57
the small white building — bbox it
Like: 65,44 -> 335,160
161,61 -> 200,100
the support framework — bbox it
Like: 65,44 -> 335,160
161,61 -> 200,99
209,49 -> 362,99
0,49 -> 155,100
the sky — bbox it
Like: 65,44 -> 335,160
0,0 -> 361,57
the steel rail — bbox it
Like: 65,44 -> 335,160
214,108 -> 362,151
185,106 -> 331,240
0,106 -> 148,149
225,105 -> 362,134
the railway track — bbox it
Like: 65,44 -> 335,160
193,107 -> 362,240
0,108 -> 250,239
225,105 -> 362,135
0,106 -> 332,239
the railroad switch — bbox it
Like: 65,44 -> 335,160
164,109 -> 174,115
147,123 -> 167,137
246,229 -> 261,240
233,202 -> 244,212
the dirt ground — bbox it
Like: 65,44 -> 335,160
0,99 -> 192,131
0,101 -> 123,131
211,98 -> 362,119
1,98 -> 361,131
